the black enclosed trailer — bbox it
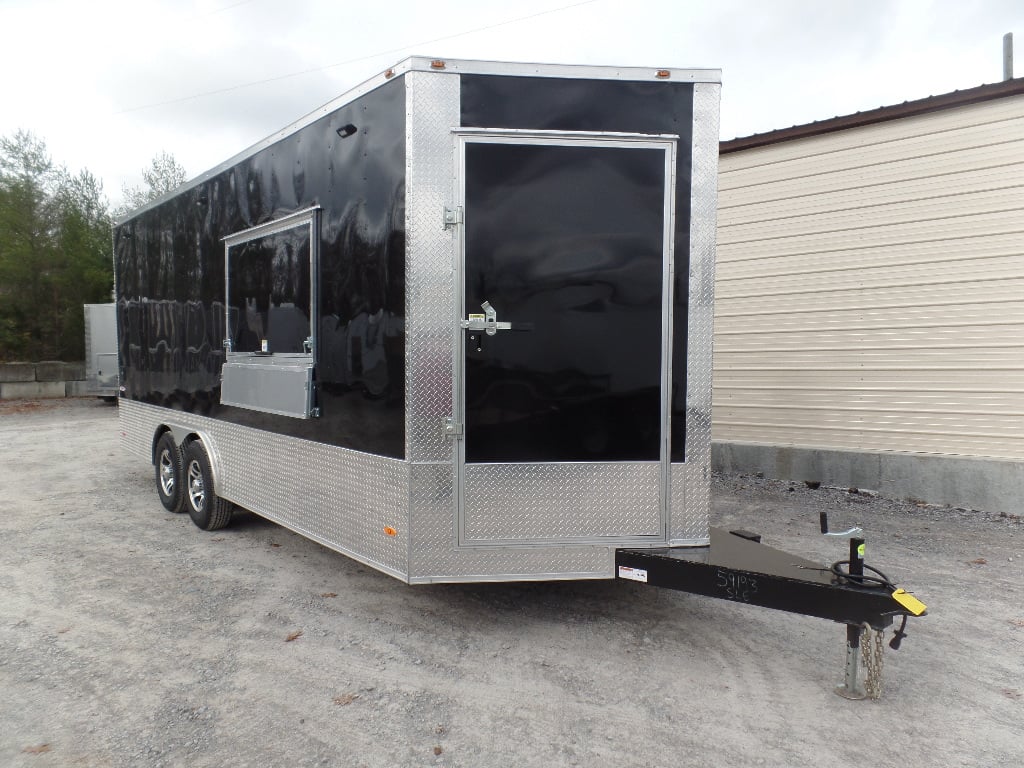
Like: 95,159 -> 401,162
115,57 -> 722,581
115,57 -> 924,697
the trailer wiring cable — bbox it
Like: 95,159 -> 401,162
889,615 -> 910,650
829,560 -> 895,591
829,559 -> 913,649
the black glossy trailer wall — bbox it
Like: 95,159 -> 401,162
115,78 -> 407,457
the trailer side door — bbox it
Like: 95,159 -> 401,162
456,132 -> 676,546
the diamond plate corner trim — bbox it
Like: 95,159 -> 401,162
118,400 -> 410,579
405,70 -> 460,466
119,399 -> 153,460
672,81 -> 720,543
672,462 -> 710,546
404,70 -> 464,578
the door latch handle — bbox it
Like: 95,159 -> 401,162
460,300 -> 512,336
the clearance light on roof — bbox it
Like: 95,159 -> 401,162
430,60 -> 447,69
656,69 -> 671,79
384,68 -> 395,79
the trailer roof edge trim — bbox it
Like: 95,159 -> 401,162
114,56 -> 721,226
402,56 -> 720,83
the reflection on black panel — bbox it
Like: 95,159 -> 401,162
463,142 -> 665,463
114,77 -> 406,458
228,228 -> 311,354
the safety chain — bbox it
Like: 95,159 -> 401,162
861,623 -> 885,699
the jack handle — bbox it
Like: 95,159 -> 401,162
820,511 -> 863,539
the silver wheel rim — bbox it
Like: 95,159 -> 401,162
187,459 -> 205,511
158,449 -> 175,497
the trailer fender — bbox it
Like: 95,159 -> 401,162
153,424 -> 225,498
166,424 -> 193,450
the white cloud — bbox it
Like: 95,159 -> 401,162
0,0 -> 1018,204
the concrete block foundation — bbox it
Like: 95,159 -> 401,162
0,363 -> 36,383
713,442 -> 1024,517
35,361 -> 86,382
0,361 -> 89,400
0,381 -> 68,399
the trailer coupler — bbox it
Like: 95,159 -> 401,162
616,524 -> 926,699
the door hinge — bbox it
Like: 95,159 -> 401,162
443,206 -> 463,229
443,417 -> 464,438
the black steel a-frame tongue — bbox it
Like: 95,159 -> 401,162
615,527 -> 925,630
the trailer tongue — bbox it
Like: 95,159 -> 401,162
616,519 -> 927,699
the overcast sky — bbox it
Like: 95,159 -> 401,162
1,0 -> 1019,206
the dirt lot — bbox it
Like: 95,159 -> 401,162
1,398 -> 1022,767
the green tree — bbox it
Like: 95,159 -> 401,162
0,130 -> 59,360
51,168 -> 116,358
0,130 -> 112,361
118,151 -> 187,215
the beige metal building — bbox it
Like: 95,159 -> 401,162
713,78 -> 1024,514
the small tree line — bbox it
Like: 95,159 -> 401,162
0,132 -> 185,361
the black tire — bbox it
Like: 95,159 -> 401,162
182,440 -> 233,531
154,432 -> 185,513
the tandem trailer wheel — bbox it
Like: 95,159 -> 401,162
154,432 -> 186,514
182,440 -> 233,531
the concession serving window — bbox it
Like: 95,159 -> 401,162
220,207 -> 321,419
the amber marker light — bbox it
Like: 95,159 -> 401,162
384,68 -> 395,79
656,69 -> 671,79
430,60 -> 446,69
383,526 -> 398,537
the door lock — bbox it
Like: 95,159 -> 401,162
460,300 -> 511,336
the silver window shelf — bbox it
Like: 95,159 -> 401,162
221,354 -> 316,419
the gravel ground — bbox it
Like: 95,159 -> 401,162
1,398 -> 1021,768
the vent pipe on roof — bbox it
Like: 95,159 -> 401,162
1005,33 -> 1014,81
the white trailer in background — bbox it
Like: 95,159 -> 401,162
83,303 -> 117,399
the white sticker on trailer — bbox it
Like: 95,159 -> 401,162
618,566 -> 648,583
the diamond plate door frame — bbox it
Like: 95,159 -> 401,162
670,81 -> 721,546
